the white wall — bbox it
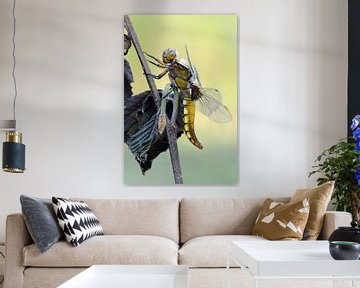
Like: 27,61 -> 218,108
0,0 -> 347,242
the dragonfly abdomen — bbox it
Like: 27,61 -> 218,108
183,98 -> 203,149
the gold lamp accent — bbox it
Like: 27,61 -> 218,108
6,131 -> 22,143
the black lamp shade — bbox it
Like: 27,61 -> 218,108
2,131 -> 25,173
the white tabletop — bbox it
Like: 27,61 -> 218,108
58,265 -> 189,288
231,240 -> 360,278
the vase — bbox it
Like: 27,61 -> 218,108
329,241 -> 360,260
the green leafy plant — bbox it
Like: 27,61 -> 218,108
309,140 -> 359,209
309,115 -> 360,222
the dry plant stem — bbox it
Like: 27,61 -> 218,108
124,16 -> 184,184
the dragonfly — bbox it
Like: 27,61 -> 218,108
144,47 -> 232,149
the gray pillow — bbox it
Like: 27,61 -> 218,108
20,195 -> 64,253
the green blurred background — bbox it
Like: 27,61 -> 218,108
124,15 -> 238,185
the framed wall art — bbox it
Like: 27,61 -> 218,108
124,15 -> 237,185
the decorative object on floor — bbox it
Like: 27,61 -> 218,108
289,181 -> 334,240
252,198 -> 310,240
52,197 -> 104,247
0,248 -> 3,285
1,0 -> 25,173
124,15 -> 237,185
329,241 -> 360,260
309,114 -> 360,222
20,195 -> 64,253
329,220 -> 360,244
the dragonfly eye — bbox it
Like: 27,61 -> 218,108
162,48 -> 178,64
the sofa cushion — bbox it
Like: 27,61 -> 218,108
52,197 -> 104,247
179,235 -> 267,268
23,235 -> 178,267
20,195 -> 64,253
252,198 -> 310,240
180,198 -> 289,243
289,181 -> 334,240
72,198 -> 179,243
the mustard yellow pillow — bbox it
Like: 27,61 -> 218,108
289,181 -> 334,240
252,198 -> 310,240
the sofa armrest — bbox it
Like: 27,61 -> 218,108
4,213 -> 33,288
318,211 -> 352,240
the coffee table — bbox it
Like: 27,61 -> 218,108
228,241 -> 360,288
58,265 -> 189,288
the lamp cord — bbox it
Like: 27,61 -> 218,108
12,0 -> 18,130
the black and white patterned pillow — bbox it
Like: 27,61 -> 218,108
52,197 -> 104,247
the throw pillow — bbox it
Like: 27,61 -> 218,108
20,195 -> 64,253
52,197 -> 104,247
289,181 -> 334,240
252,198 -> 310,240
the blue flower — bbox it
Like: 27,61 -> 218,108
356,168 -> 360,186
353,128 -> 360,142
352,115 -> 360,130
357,142 -> 360,152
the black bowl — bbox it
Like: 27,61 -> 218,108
329,241 -> 360,260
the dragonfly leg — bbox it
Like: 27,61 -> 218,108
148,60 -> 166,69
145,69 -> 168,80
144,51 -> 164,65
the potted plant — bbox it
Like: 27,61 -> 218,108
309,115 -> 360,222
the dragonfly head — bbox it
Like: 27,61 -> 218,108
162,48 -> 178,64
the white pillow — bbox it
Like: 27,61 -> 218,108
52,197 -> 103,247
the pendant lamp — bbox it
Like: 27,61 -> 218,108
1,0 -> 26,173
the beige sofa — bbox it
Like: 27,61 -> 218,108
4,198 -> 352,288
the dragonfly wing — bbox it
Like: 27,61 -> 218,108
185,46 -> 202,87
196,88 -> 232,123
191,65 -> 202,87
